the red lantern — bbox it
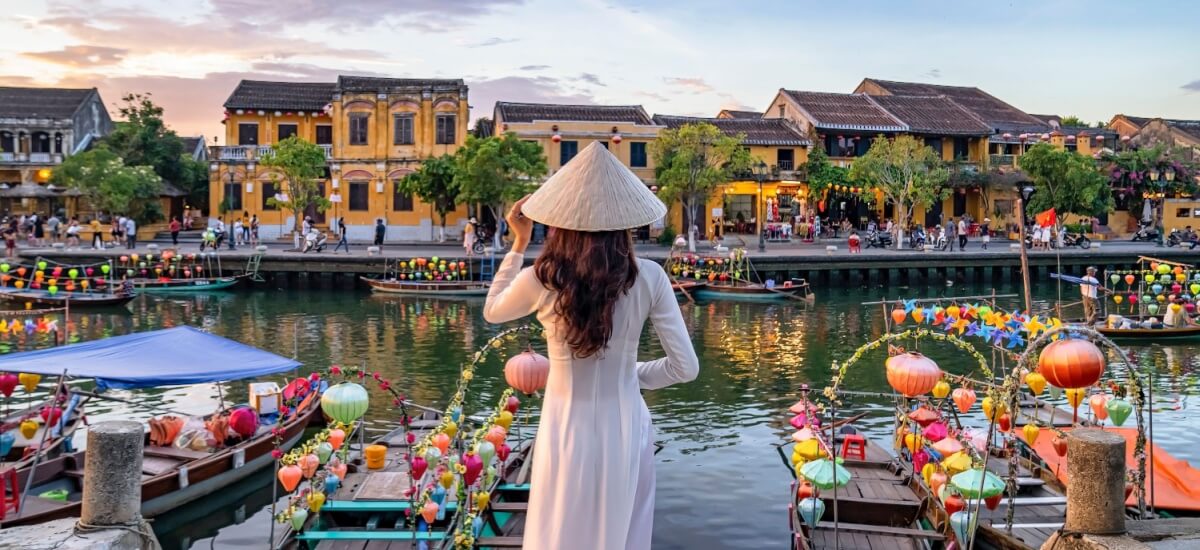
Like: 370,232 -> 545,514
984,494 -> 1002,510
1038,338 -> 1104,389
551,134 -> 562,143
885,352 -> 942,397
1052,436 -> 1068,457
504,349 -> 550,394
944,493 -> 966,515
229,407 -> 259,438
612,134 -> 622,144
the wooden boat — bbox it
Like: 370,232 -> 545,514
967,448 -> 1069,550
672,280 -> 706,295
130,274 -> 247,293
0,395 -> 86,473
0,287 -> 135,308
694,279 -> 813,302
361,276 -> 490,297
2,391 -> 322,528
789,426 -> 946,550
1092,323 -> 1200,340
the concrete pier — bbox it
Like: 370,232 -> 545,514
81,421 -> 144,526
1063,429 -> 1127,535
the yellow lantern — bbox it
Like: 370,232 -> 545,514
1022,424 -> 1041,445
904,433 -> 923,453
795,438 -> 824,461
18,373 -> 40,393
439,470 -> 454,489
981,397 -> 1006,422
941,451 -> 972,476
932,380 -> 951,399
1025,372 -> 1047,395
443,420 -> 458,438
19,419 -> 37,439
921,462 -> 936,485
1066,388 -> 1086,409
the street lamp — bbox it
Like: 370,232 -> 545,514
753,160 -> 769,253
1150,167 -> 1175,247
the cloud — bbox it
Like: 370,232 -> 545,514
1183,80 -> 1200,93
22,45 -> 128,67
633,90 -> 668,102
519,65 -> 550,71
468,37 -> 519,48
664,77 -> 713,94
576,73 -> 606,87
0,76 -> 37,87
923,68 -> 942,79
717,93 -> 754,113
207,0 -> 523,28
470,76 -> 597,122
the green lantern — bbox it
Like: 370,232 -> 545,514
100,264 -> 111,274
320,382 -> 369,424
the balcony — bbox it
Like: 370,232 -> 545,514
213,144 -> 334,161
0,152 -> 62,164
989,154 -> 1017,168
319,144 -> 332,159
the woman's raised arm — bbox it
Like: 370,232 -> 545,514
483,252 -> 547,324
637,268 -> 699,390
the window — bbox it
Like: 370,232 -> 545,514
776,148 -> 795,171
315,125 -> 333,145
435,115 -> 456,144
349,182 -> 369,211
560,140 -> 579,165
262,182 -> 277,210
224,183 -> 243,211
953,137 -> 969,160
1176,208 -> 1192,218
394,114 -> 415,145
237,123 -> 258,146
597,141 -> 608,149
349,114 -> 369,145
925,138 -> 943,159
630,142 -> 648,167
393,182 -> 414,211
277,124 -> 298,141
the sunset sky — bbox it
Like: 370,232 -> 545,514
2,0 -> 1198,143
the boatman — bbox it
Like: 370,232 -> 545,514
1081,266 -> 1101,324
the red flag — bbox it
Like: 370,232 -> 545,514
1035,208 -> 1056,228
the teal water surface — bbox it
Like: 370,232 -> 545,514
9,282 -> 1197,549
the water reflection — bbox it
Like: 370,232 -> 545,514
0,284 -> 1194,549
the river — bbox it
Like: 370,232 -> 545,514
7,281 -> 1197,549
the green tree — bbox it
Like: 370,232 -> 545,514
455,133 -> 547,247
803,144 -> 849,203
1018,142 -> 1112,224
101,93 -> 209,210
1057,115 -> 1087,127
472,117 -> 494,139
52,149 -> 164,223
260,136 -> 329,233
652,122 -> 752,251
398,154 -> 459,242
849,135 -> 949,248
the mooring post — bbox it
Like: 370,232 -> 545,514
80,420 -> 144,527
1064,428 -> 1126,535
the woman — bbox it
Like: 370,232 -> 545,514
169,216 -> 181,246
463,217 -> 477,257
483,143 -> 698,549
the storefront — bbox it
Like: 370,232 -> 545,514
716,180 -> 808,237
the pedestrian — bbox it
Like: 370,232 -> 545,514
33,214 -> 44,247
333,216 -> 350,253
232,218 -> 244,246
227,218 -> 237,250
981,217 -> 991,250
957,216 -> 968,251
65,218 -> 80,248
2,222 -> 15,258
90,217 -> 103,249
241,210 -> 251,243
169,216 -> 181,246
1081,266 -> 1101,325
112,216 -> 124,248
124,216 -> 137,249
46,214 -> 60,244
373,218 -> 385,247
250,215 -> 259,246
947,218 -> 957,251
464,217 -> 477,257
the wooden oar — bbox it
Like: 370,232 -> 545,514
675,282 -> 696,304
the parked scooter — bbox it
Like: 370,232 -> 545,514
1131,220 -> 1160,242
909,227 -> 927,249
864,229 -> 893,249
1060,231 -> 1092,249
1167,228 -> 1199,249
302,229 -> 328,253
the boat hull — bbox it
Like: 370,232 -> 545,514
1093,324 -> 1200,340
132,276 -> 245,293
694,284 -> 808,302
361,276 -> 490,296
0,290 -> 135,308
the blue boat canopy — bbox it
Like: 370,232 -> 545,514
0,326 -> 301,390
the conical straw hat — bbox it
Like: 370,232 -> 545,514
521,141 -> 667,231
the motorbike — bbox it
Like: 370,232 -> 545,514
864,229 -> 893,249
302,229 -> 328,253
1131,221 -> 1160,242
1166,229 -> 1199,249
1060,232 -> 1092,249
909,229 -> 926,249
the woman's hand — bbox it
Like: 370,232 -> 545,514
506,195 -> 534,253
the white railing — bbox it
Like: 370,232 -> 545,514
257,146 -> 273,158
0,152 -> 12,162
218,146 -> 250,160
28,153 -> 51,163
319,144 -> 332,159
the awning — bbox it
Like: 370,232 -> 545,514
0,326 -> 300,390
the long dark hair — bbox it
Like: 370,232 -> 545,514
534,228 -> 638,358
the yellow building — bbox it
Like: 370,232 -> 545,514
763,88 -> 992,227
210,76 -> 471,241
651,115 -> 811,238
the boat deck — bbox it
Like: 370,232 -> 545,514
974,453 -> 1066,550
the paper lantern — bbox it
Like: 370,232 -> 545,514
39,406 -> 62,425
290,508 -> 308,531
421,501 -> 439,524
908,406 -> 940,427
229,407 -> 259,438
18,373 -> 40,393
952,387 -> 976,413
885,352 -> 942,397
1125,274 -> 1135,285
1022,424 -> 1040,445
327,428 -> 346,450
798,497 -> 825,528
981,397 -> 1006,422
950,511 -> 978,546
1066,387 -> 1086,409
19,420 -> 37,439
1089,394 -> 1109,420
932,380 -> 951,399
504,350 -> 550,394
278,463 -> 302,491
1038,338 -> 1105,389
890,307 -> 906,324
0,432 -> 13,456
1025,372 -> 1047,395
464,451 -> 484,486
301,453 -> 319,478
321,382 -> 369,424
1052,436 -> 1068,457
1106,398 -> 1132,426
0,373 -> 17,397
306,491 -> 325,514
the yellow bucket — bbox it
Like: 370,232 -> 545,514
365,444 -> 387,470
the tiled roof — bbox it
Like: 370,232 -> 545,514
494,102 -> 653,125
223,80 -> 336,111
781,90 -> 906,132
1165,119 -> 1200,141
1114,115 -> 1153,128
866,95 -> 991,136
651,115 -> 810,146
717,110 -> 762,119
0,87 -> 95,119
181,136 -> 203,152
336,75 -> 464,92
858,78 -> 1049,133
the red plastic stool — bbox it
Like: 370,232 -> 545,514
841,433 -> 867,460
0,469 -> 20,520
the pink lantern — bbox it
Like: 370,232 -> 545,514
411,456 -> 428,480
0,373 -> 17,398
551,134 -> 562,143
612,134 -> 622,144
504,350 -> 550,394
923,422 -> 948,442
229,407 -> 260,438
912,449 -> 929,472
463,452 -> 484,486
1001,133 -> 1013,140
1096,135 -> 1105,142
932,437 -> 963,456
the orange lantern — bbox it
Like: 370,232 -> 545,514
951,387 -> 976,413
890,307 -> 906,325
885,352 -> 942,397
1038,338 -> 1104,389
